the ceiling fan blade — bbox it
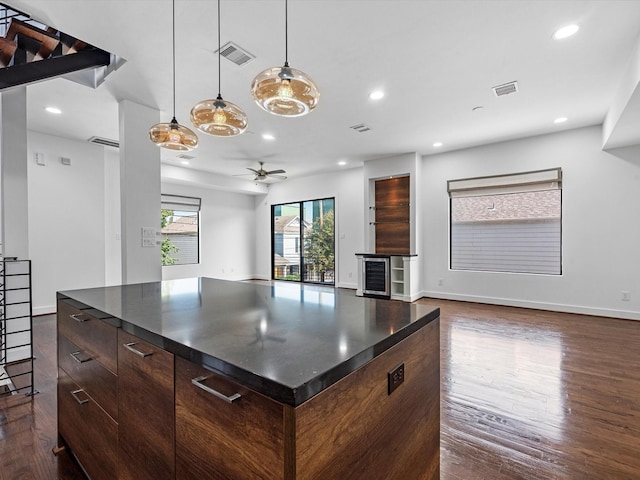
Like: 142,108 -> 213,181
267,174 -> 287,180
266,169 -> 286,175
247,167 -> 260,174
232,173 -> 253,177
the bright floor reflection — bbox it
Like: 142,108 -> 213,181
448,321 -> 565,442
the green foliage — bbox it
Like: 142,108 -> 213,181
161,209 -> 179,266
281,274 -> 301,281
304,210 -> 334,282
161,209 -> 173,228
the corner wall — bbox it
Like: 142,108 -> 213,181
27,132 -> 107,314
421,125 -> 640,319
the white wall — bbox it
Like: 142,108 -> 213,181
254,167 -> 365,288
161,182 -> 256,282
104,147 -> 121,285
421,125 -> 640,320
27,132 -> 107,314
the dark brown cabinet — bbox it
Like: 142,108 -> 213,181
175,357 -> 285,479
58,369 -> 118,480
57,301 -> 118,480
118,330 -> 175,480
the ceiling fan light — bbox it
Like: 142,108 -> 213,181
149,117 -> 198,151
190,95 -> 248,137
251,65 -> 319,117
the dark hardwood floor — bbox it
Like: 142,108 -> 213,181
2,298 -> 640,479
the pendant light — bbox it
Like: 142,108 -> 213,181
149,0 -> 198,151
251,0 -> 319,117
190,0 -> 247,137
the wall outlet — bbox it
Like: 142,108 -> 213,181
438,278 -> 443,286
388,362 -> 405,395
622,291 -> 630,301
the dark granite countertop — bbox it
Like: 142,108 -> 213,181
57,278 -> 438,407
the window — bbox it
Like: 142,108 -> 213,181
448,168 -> 562,275
161,194 -> 201,266
272,198 -> 335,284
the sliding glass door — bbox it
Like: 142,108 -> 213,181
272,198 -> 334,285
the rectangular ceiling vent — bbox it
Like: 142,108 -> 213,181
492,81 -> 519,97
350,123 -> 371,133
177,154 -> 195,160
218,41 -> 255,66
88,136 -> 119,148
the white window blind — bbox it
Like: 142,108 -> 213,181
449,169 -> 562,275
448,168 -> 561,197
161,194 -> 201,212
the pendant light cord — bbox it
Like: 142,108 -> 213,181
172,0 -> 176,119
217,0 -> 221,96
284,0 -> 288,66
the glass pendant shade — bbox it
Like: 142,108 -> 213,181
251,64 -> 319,117
148,117 -> 199,151
190,94 -> 248,137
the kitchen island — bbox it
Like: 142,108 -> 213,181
56,278 -> 440,479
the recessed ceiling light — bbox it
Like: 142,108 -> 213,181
433,142 -> 443,147
554,117 -> 568,124
180,160 -> 190,165
369,90 -> 384,100
262,133 -> 275,140
338,160 -> 347,166
45,106 -> 62,114
553,24 -> 579,40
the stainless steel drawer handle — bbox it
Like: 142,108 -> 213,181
69,313 -> 89,323
191,376 -> 241,404
70,389 -> 89,405
123,342 -> 153,357
70,351 -> 92,364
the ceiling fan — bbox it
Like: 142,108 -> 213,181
237,162 -> 287,181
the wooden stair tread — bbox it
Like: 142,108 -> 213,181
0,37 -> 18,67
5,18 -> 59,60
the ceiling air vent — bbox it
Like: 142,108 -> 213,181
218,41 -> 255,66
350,123 -> 371,133
88,136 -> 119,148
177,154 -> 195,160
492,81 -> 518,97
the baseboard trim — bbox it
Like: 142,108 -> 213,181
33,306 -> 56,316
420,291 -> 640,321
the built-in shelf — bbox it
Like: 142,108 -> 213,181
356,254 -> 419,302
374,177 -> 410,254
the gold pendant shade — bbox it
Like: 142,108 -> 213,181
149,117 -> 199,151
191,95 -> 248,137
149,0 -> 198,151
251,64 -> 319,117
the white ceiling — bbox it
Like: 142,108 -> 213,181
8,0 -> 640,183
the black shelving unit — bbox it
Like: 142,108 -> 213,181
0,258 -> 36,397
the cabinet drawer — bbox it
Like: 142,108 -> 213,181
175,356 -> 285,480
58,368 -> 118,480
118,330 -> 175,480
58,333 -> 118,421
57,300 -> 117,374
